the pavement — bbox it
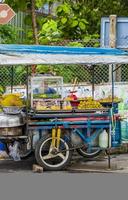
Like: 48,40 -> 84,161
68,153 -> 128,173
0,153 -> 128,174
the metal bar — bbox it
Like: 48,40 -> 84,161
26,65 -> 29,135
92,66 -> 95,99
28,125 -> 110,130
0,135 -> 28,139
112,65 -> 121,72
73,128 -> 87,143
112,64 -> 114,109
11,66 -> 14,93
30,113 -> 110,119
86,128 -> 103,143
31,108 -> 109,114
28,120 -> 110,126
106,149 -> 111,169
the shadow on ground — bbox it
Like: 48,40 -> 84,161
0,157 -> 35,173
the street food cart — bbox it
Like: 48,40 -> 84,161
0,44 -> 128,170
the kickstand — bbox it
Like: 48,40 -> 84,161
105,149 -> 111,169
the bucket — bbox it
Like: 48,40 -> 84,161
0,142 -> 6,151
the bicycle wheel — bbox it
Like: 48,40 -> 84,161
35,134 -> 73,171
77,145 -> 102,158
19,141 -> 33,159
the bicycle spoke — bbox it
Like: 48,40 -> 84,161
42,154 -> 54,160
57,153 -> 66,160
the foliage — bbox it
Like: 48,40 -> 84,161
67,42 -> 84,47
0,25 -> 18,44
0,86 -> 4,95
2,0 -> 128,86
39,19 -> 62,44
5,0 -> 128,39
5,0 -> 128,44
5,0 -> 29,11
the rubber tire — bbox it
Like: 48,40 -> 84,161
18,141 -> 33,160
20,150 -> 33,160
35,134 -> 73,171
76,147 -> 102,158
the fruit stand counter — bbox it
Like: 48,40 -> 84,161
0,44 -> 127,170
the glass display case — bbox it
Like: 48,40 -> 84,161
30,75 -> 64,110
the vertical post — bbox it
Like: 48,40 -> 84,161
109,15 -> 121,82
11,66 -> 14,93
112,64 -> 114,108
91,66 -> 95,99
109,15 -> 117,48
109,14 -> 117,82
26,66 -> 29,107
109,15 -> 116,83
107,64 -> 115,169
26,65 -> 29,135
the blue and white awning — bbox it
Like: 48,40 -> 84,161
0,44 -> 128,66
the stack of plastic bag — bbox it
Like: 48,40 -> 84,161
0,142 -> 9,160
9,141 -> 21,161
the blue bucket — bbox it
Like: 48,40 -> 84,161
0,142 -> 6,151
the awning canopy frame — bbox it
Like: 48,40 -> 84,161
0,45 -> 128,66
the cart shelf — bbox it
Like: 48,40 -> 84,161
0,135 -> 28,139
29,108 -> 110,115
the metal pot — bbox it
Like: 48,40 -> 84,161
0,113 -> 25,128
0,127 -> 23,136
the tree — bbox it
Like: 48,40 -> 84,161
2,0 -> 128,86
5,0 -> 40,44
5,0 -> 128,43
31,0 -> 39,44
0,25 -> 18,43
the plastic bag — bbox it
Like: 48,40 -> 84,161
63,100 -> 72,110
0,151 -> 9,159
9,141 -> 21,161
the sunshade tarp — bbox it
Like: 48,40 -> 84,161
0,44 -> 128,66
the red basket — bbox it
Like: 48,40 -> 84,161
70,100 -> 80,108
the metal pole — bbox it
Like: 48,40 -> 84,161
107,64 -> 115,169
112,64 -> 114,108
26,65 -> 29,135
91,66 -> 95,99
11,66 -> 14,93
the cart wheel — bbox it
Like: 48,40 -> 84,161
76,145 -> 102,158
35,134 -> 73,171
20,149 -> 33,160
19,141 -> 33,159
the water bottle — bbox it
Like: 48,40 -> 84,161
99,129 -> 108,148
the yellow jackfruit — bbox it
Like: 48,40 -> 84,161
1,93 -> 24,107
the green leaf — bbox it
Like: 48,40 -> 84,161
61,17 -> 67,24
62,4 -> 71,14
57,6 -> 63,13
67,42 -> 84,47
71,20 -> 78,27
79,22 -> 86,30
80,19 -> 89,24
42,23 -> 49,31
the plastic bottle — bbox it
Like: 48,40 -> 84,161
99,129 -> 108,148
